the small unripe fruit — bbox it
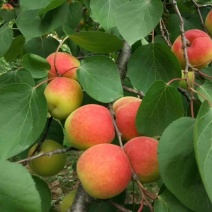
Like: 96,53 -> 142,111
179,70 -> 195,89
46,52 -> 80,80
124,136 -> 160,183
28,139 -> 67,177
77,144 -> 132,199
60,190 -> 77,212
65,104 -> 115,150
44,77 -> 83,120
1,3 -> 14,10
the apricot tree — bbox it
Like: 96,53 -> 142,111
0,0 -> 212,212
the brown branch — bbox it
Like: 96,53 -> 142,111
68,184 -> 93,212
122,85 -> 145,99
116,40 -> 131,82
17,147 -> 75,164
110,201 -> 132,212
172,0 -> 193,76
159,19 -> 172,47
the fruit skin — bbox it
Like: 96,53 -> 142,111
205,9 -> 212,37
115,100 -> 142,141
179,70 -> 195,89
1,3 -> 14,10
65,104 -> 115,150
60,190 -> 77,212
77,144 -> 132,199
124,136 -> 160,183
46,52 -> 80,80
113,96 -> 141,113
44,77 -> 83,120
171,29 -> 212,70
28,139 -> 67,177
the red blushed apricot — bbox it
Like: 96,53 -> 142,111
205,9 -> 212,37
44,77 -> 83,120
115,101 -> 141,141
46,52 -> 80,80
171,29 -> 212,69
124,136 -> 160,183
64,104 -> 115,150
77,144 -> 132,199
1,3 -> 14,10
113,96 -> 141,113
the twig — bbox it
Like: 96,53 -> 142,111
110,201 -> 132,212
17,147 -> 74,164
159,19 -> 172,47
122,85 -> 145,99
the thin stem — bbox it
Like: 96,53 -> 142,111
122,85 -> 145,99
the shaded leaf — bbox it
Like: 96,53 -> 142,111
0,25 -> 13,57
194,101 -> 212,203
69,31 -> 123,53
24,37 -> 59,58
136,81 -> 184,137
32,176 -> 51,212
0,84 -> 47,159
0,160 -> 41,212
128,43 -> 181,93
4,35 -> 25,62
78,56 -> 123,103
22,53 -> 50,78
0,69 -> 35,89
154,188 -> 191,212
116,0 -> 163,45
159,117 -> 212,212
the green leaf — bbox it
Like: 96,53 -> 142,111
0,84 -> 47,159
116,0 -> 163,45
197,81 -> 212,104
136,81 -> 184,137
4,35 -> 25,62
0,69 -> 35,89
128,43 -> 181,93
22,53 -> 50,78
0,25 -> 13,57
159,117 -> 212,212
16,3 -> 69,40
69,31 -> 123,53
19,0 -> 52,11
24,37 -> 59,58
67,2 -> 82,29
154,188 -> 191,212
78,56 -> 123,103
0,160 -> 41,212
194,101 -> 212,203
39,0 -> 65,18
32,176 -> 51,212
90,0 -> 128,31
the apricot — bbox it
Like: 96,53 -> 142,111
205,9 -> 212,37
77,144 -> 132,199
46,52 -> 80,80
44,77 -> 83,120
64,104 -> 115,150
113,96 -> 141,113
171,29 -> 212,69
124,136 -> 160,183
28,139 -> 67,177
1,3 -> 14,10
114,99 -> 142,141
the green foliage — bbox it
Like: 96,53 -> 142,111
0,0 -> 212,210
0,160 -> 42,211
